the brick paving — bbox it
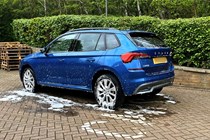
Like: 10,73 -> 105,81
0,70 -> 210,140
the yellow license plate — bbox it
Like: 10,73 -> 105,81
153,57 -> 167,64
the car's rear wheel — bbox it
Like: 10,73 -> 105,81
22,68 -> 38,93
94,74 -> 124,110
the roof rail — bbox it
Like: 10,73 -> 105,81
69,27 -> 118,32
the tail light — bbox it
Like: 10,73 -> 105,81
121,52 -> 150,63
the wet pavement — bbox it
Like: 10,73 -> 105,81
0,70 -> 210,139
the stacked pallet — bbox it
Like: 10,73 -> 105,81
0,42 -> 32,71
0,42 -> 7,69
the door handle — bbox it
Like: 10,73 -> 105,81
87,58 -> 95,62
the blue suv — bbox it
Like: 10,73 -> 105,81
20,28 -> 174,109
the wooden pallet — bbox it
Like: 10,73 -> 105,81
1,59 -> 20,71
1,49 -> 32,60
0,42 -> 32,71
2,59 -> 20,65
0,42 -> 6,68
1,64 -> 19,71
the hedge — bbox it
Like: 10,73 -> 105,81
154,17 -> 210,69
12,15 -> 210,69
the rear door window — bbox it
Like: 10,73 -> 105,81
129,33 -> 166,48
74,33 -> 101,51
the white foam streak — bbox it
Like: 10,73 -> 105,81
0,90 -> 115,112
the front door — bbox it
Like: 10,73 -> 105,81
38,33 -> 78,85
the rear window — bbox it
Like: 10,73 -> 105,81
129,33 -> 167,48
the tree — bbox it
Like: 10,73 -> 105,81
38,0 -> 47,16
1,0 -> 210,41
151,0 -> 197,19
136,0 -> 142,16
0,0 -> 14,41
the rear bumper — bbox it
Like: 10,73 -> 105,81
133,77 -> 174,95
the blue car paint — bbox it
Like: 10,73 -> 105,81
20,29 -> 174,96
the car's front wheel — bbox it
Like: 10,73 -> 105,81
22,68 -> 38,93
94,74 -> 124,110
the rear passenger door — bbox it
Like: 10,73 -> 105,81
65,33 -> 106,89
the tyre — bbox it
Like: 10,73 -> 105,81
22,68 -> 38,93
94,74 -> 124,110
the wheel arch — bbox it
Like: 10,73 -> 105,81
92,69 -> 125,95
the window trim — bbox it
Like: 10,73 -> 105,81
44,32 -> 121,53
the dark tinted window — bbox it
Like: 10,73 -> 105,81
74,33 -> 100,51
106,34 -> 120,49
95,34 -> 105,51
49,34 -> 77,53
129,33 -> 166,48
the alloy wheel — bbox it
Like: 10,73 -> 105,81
23,69 -> 35,92
95,78 -> 117,109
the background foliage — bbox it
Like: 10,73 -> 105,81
12,15 -> 210,69
1,0 -> 210,41
1,0 -> 210,68
153,17 -> 210,68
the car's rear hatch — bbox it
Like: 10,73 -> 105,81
124,31 -> 173,75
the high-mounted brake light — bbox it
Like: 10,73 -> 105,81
121,52 -> 150,63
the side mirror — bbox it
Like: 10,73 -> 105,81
40,48 -> 46,53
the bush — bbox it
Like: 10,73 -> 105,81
12,15 -> 159,47
12,15 -> 210,68
153,17 -> 210,68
